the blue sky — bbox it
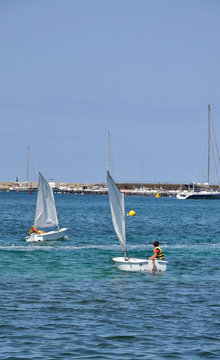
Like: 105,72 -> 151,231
1,0 -> 220,184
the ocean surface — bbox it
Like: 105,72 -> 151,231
0,191 -> 219,359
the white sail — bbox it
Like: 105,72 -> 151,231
107,171 -> 126,252
34,172 -> 59,228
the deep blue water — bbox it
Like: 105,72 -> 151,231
0,192 -> 220,359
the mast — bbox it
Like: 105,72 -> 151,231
141,161 -> 144,189
107,131 -> 111,172
26,145 -> 30,186
107,131 -> 115,178
208,105 -> 211,184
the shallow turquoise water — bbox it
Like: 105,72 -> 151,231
0,192 -> 220,359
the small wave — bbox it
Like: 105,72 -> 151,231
0,244 -> 121,251
0,242 -> 219,252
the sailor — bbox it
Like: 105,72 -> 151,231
148,241 -> 165,260
29,226 -> 38,235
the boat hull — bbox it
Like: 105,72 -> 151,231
112,257 -> 168,272
177,191 -> 220,199
26,228 -> 68,242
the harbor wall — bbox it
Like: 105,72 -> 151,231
0,181 -> 219,197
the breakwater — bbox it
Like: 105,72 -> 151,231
1,181 -> 219,197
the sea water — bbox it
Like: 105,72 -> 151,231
0,192 -> 219,359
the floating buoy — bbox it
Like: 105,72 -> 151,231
127,210 -> 136,216
155,193 -> 160,198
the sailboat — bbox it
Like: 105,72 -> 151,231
107,170 -> 167,272
26,172 -> 68,242
177,105 -> 220,199
176,183 -> 220,199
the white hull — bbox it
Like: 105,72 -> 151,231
177,191 -> 220,199
112,257 -> 168,272
26,228 -> 68,242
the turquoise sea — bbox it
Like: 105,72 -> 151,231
0,192 -> 219,359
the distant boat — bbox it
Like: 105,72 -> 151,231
107,170 -> 167,272
26,172 -> 68,242
177,187 -> 220,199
177,105 -> 220,200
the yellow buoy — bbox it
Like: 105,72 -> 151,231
155,193 -> 160,198
127,210 -> 136,216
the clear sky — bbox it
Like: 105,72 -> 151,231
1,0 -> 220,184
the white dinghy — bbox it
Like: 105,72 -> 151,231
26,172 -> 68,242
107,170 -> 167,272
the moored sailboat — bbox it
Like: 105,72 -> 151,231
176,187 -> 220,199
26,172 -> 68,242
177,105 -> 220,200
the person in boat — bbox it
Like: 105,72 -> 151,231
148,241 -> 164,260
29,226 -> 45,235
29,226 -> 38,235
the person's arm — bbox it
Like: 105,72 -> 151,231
148,254 -> 157,259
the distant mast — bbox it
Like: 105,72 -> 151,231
26,145 -> 30,186
141,161 -> 144,189
208,105 -> 211,184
